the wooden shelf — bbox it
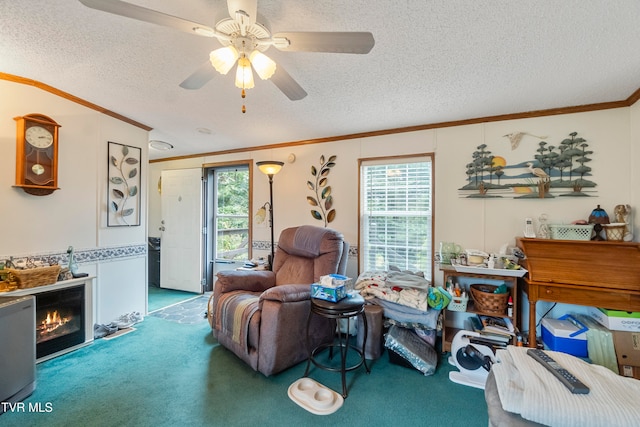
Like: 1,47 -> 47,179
440,265 -> 519,353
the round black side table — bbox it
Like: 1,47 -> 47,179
303,293 -> 370,398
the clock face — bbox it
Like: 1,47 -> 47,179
25,125 -> 54,148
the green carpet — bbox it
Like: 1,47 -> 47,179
2,316 -> 489,427
147,286 -> 200,312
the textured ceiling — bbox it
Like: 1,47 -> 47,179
2,1 -> 640,160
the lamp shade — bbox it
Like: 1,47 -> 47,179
254,205 -> 267,224
235,57 -> 255,89
256,161 -> 284,176
249,50 -> 277,80
588,205 -> 610,224
209,46 -> 239,75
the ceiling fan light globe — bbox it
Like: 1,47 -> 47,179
209,46 -> 239,75
249,50 -> 277,80
235,57 -> 255,89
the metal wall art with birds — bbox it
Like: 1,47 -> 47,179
306,155 -> 336,226
503,132 -> 547,150
459,131 -> 597,198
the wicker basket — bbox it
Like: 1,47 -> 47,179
604,223 -> 626,241
469,284 -> 509,315
548,224 -> 594,240
0,279 -> 18,293
7,265 -> 61,289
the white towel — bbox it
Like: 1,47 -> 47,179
493,346 -> 640,427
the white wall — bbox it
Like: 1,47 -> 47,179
8,75 -> 636,333
435,108 -> 634,252
1,79 -> 149,323
149,102 -> 639,333
631,101 -> 640,220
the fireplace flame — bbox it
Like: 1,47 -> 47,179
38,310 -> 71,335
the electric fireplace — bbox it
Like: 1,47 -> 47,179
35,285 -> 85,359
3,276 -> 94,362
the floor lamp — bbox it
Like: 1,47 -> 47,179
256,161 -> 284,270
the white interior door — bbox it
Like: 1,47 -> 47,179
160,168 -> 203,293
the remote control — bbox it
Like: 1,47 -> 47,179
527,349 -> 590,394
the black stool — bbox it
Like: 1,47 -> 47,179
304,293 -> 370,398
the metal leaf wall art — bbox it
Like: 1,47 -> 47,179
107,141 -> 141,226
307,155 -> 337,226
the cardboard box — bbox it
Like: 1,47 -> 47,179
311,283 -> 346,302
588,307 -> 640,332
618,364 -> 640,380
612,331 -> 640,366
541,317 -> 588,357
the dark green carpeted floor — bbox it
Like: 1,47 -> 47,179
2,305 -> 489,427
147,286 -> 200,312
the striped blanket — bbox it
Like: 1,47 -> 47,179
215,291 -> 260,350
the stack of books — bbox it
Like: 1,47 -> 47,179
467,315 -> 516,347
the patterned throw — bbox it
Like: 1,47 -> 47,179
216,292 -> 260,348
355,271 -> 431,311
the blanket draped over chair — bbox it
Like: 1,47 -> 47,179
216,292 -> 260,351
209,225 -> 349,376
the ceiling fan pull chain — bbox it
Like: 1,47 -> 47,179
240,39 -> 248,114
241,88 -> 247,113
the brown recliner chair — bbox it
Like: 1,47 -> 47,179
209,225 -> 349,376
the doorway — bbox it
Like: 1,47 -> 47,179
204,162 -> 252,291
150,162 -> 252,311
159,168 -> 204,294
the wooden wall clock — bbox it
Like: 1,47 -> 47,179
14,113 -> 61,196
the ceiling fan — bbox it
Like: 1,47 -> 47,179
79,0 -> 375,110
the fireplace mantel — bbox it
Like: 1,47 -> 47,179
3,276 -> 95,362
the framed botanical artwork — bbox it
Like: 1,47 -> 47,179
107,141 -> 141,226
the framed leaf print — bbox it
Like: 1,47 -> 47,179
107,141 -> 141,226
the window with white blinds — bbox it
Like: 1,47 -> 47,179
359,156 -> 433,275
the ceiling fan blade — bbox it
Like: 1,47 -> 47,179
270,66 -> 307,101
227,0 -> 257,25
179,61 -> 218,90
79,0 -> 216,37
273,32 -> 375,54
